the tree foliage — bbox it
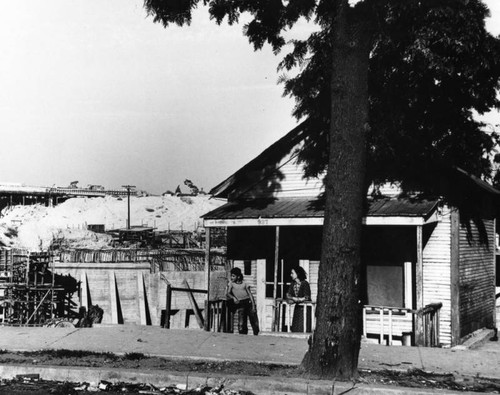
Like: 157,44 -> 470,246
146,0 -> 500,192
282,1 -> 500,194
144,0 -> 500,379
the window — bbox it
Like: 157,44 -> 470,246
244,260 -> 251,276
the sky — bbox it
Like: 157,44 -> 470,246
1,1 -> 499,195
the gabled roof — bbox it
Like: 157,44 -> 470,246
209,121 -> 312,199
208,120 -> 500,220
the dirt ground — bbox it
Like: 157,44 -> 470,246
0,350 -> 500,393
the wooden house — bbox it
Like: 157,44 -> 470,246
202,122 -> 499,347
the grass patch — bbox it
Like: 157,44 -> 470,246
124,352 -> 146,360
22,349 -> 119,360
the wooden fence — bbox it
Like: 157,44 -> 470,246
58,248 -> 227,272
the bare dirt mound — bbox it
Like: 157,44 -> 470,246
0,195 -> 225,251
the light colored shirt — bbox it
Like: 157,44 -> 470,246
229,281 -> 250,300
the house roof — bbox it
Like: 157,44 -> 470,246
208,120 -> 500,220
209,121 -> 313,199
368,198 -> 439,218
202,197 -> 440,227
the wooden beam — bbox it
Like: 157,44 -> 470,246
450,208 -> 460,346
204,227 -> 211,331
404,261 -> 413,309
80,272 -> 89,310
273,227 -> 280,302
137,272 -> 147,325
272,227 -> 280,331
204,217 -> 323,227
364,213 -> 439,226
164,284 -> 172,329
415,225 -> 424,346
109,272 -> 118,324
184,279 -> 204,329
493,218 -> 497,327
204,214 -> 438,228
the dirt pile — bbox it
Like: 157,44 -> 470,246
0,195 -> 225,251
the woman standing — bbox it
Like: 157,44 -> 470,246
226,267 -> 259,335
286,266 -> 312,332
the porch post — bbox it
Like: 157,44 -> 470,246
493,218 -> 497,328
204,227 -> 211,331
272,226 -> 280,330
450,208 -> 460,345
415,225 -> 424,346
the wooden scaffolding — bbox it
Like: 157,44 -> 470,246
0,249 -> 66,326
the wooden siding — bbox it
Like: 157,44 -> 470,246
309,260 -> 319,302
458,218 -> 496,338
423,212 -> 452,346
274,161 -> 323,198
239,150 -> 324,199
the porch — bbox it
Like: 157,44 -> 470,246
202,197 -> 445,346
203,298 -> 442,347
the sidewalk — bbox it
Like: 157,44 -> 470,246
0,325 -> 498,394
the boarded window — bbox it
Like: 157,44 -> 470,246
244,260 -> 252,276
366,264 -> 404,307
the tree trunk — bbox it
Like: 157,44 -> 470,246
302,1 -> 372,379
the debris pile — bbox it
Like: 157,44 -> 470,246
3,374 -> 255,394
0,195 -> 225,251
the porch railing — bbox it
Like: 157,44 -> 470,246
362,302 -> 442,347
273,299 -> 316,333
362,305 -> 413,345
204,299 -> 232,333
417,302 -> 442,347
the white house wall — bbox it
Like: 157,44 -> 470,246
458,218 -> 496,337
309,260 -> 319,302
274,161 -> 324,198
238,151 -> 324,199
423,211 -> 452,346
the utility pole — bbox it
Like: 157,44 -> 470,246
122,185 -> 136,229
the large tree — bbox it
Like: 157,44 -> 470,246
144,0 -> 500,379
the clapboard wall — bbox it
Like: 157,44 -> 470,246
237,150 -> 324,200
422,211 -> 452,346
458,217 -> 496,337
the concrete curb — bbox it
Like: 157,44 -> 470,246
0,364 -> 483,395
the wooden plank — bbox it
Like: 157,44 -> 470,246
388,309 -> 393,345
415,225 -> 424,346
204,228 -> 210,301
109,272 -> 118,324
450,208 -> 460,346
80,272 -> 89,310
404,262 -> 413,308
273,227 -> 280,328
137,273 -> 147,325
184,279 -> 204,329
256,259 -> 267,331
164,284 -> 171,329
204,217 -> 323,227
379,309 -> 384,344
492,219 -> 497,327
204,228 -> 211,331
362,308 -> 367,337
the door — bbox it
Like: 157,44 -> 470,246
256,259 -> 275,331
232,259 -> 270,332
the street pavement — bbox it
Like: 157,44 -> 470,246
0,325 -> 498,394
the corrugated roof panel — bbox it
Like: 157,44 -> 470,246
367,198 -> 439,218
202,197 -> 439,220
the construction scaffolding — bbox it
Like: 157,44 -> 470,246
0,248 -> 69,326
